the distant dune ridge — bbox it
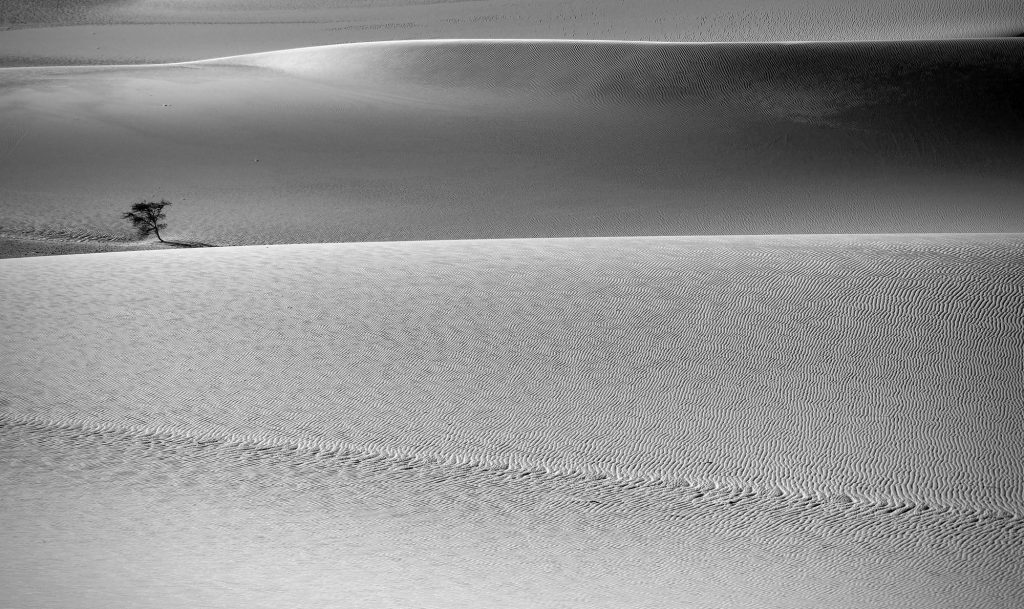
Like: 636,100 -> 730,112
2,0 -> 1024,65
1,39 -> 1023,251
2,235 -> 1024,607
4,235 -> 1023,512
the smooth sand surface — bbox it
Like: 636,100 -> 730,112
2,234 -> 1023,607
1,39 -> 1023,253
3,0 -> 1024,65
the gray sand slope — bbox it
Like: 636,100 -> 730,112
2,39 -> 1023,252
3,0 -> 1024,65
2,234 -> 1023,607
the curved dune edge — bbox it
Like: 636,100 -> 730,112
2,38 -> 1023,243
3,0 -> 1024,68
1,36 -> 1019,70
194,36 -> 1024,69
197,35 -> 1024,63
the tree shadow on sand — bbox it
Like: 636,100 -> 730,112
162,239 -> 217,249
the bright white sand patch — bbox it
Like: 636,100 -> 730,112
2,235 -> 1023,607
1,39 -> 1023,250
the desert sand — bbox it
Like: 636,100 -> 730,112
1,1 -> 1023,608
1,39 -> 1023,254
3,235 -> 1023,608
3,0 -> 1024,65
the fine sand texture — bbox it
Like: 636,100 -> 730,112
3,4 -> 1024,606
2,234 -> 1023,608
2,39 -> 1023,254
3,0 -> 1023,66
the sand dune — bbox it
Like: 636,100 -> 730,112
2,234 -> 1023,607
3,0 -> 1024,65
3,235 -> 1023,510
1,39 -> 1022,253
3,6 -> 1023,605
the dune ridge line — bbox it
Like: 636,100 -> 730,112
0,36 -> 1019,71
3,38 -> 1022,245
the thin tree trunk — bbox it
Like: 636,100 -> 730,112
154,226 -> 164,242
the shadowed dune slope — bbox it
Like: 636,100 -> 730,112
2,234 -> 1023,608
1,39 -> 1023,249
2,0 -> 1023,65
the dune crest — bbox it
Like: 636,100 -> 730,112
3,0 -> 1024,65
2,39 -> 1023,253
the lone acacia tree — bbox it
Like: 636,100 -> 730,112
123,199 -> 171,242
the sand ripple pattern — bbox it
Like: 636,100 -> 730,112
2,234 -> 1023,515
3,234 -> 1023,607
2,412 -> 1022,608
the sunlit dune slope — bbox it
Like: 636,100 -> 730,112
1,39 -> 1022,247
3,409 -> 1022,609
2,0 -> 1023,65
2,234 -> 1023,607
3,234 -> 1023,513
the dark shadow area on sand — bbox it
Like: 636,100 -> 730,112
161,240 -> 217,249
0,236 -> 218,259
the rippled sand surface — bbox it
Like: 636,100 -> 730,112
2,235 -> 1023,607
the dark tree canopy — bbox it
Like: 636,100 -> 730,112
123,199 -> 171,242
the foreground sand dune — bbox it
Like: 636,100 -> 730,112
1,39 -> 1023,251
2,234 -> 1022,607
3,0 -> 1023,65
